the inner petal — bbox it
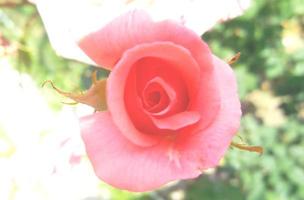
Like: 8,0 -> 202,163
135,57 -> 188,117
142,81 -> 169,111
142,77 -> 177,115
147,91 -> 161,106
151,111 -> 201,130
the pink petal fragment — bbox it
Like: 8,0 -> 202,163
189,59 -> 221,130
80,112 -> 200,192
78,10 -> 212,72
79,10 -> 152,68
183,55 -> 241,169
151,111 -> 200,131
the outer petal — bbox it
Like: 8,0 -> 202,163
78,10 -> 212,70
80,111 -> 201,192
183,55 -> 242,169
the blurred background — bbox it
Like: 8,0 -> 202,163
0,0 -> 303,199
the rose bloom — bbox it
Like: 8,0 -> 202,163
77,10 -> 241,192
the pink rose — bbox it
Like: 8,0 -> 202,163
78,10 -> 241,192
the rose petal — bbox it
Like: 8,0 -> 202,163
78,10 -> 212,73
182,55 -> 241,169
81,111 -> 201,192
151,111 -> 200,130
142,77 -> 175,113
124,65 -> 160,136
189,63 -> 221,130
142,77 -> 178,115
134,58 -> 188,116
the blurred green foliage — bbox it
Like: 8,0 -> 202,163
203,0 -> 304,200
0,0 -> 303,199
